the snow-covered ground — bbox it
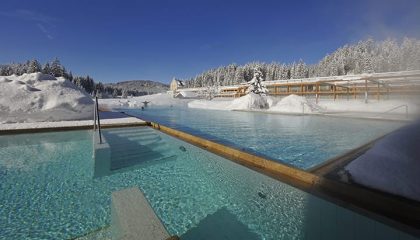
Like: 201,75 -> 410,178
344,120 -> 420,202
98,92 -> 419,119
188,94 -> 419,116
188,93 -> 275,111
0,117 -> 144,131
318,99 -> 419,114
269,95 -> 321,113
99,93 -> 190,108
0,73 -> 93,123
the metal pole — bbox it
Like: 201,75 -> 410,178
93,99 -> 97,131
95,97 -> 102,144
365,79 -> 368,104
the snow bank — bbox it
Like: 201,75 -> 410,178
344,120 -> 420,202
175,90 -> 198,98
99,93 -> 191,109
188,94 -> 274,111
318,99 -> 419,114
0,73 -> 93,123
227,93 -> 273,110
269,94 -> 321,113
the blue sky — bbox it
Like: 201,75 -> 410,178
0,0 -> 419,83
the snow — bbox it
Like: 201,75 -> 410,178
189,93 -> 274,111
99,93 -> 191,109
0,117 -> 144,130
228,93 -> 272,110
0,73 -> 93,123
174,90 -> 198,98
318,99 -> 418,114
344,120 -> 420,202
269,94 -> 320,113
187,93 -> 418,120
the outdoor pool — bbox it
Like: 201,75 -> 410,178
0,127 -> 416,239
121,107 -> 404,169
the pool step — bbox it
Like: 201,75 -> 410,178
106,128 -> 155,135
111,155 -> 177,171
95,127 -> 176,177
111,187 -> 171,240
110,143 -> 171,156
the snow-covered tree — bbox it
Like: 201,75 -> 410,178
122,89 -> 128,98
42,63 -> 51,75
182,37 -> 420,87
50,58 -> 66,77
246,68 -> 268,95
27,59 -> 42,73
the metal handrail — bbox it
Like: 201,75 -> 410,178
94,96 -> 103,143
373,104 -> 409,119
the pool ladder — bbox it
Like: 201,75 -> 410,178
93,96 -> 103,144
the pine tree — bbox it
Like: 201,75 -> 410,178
43,63 -> 51,75
27,59 -> 42,73
50,58 -> 65,77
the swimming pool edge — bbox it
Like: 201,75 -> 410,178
148,121 -> 420,238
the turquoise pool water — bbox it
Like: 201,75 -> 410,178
121,107 -> 404,169
0,128 -> 416,239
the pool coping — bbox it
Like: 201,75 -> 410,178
148,121 -> 420,238
0,122 -> 148,135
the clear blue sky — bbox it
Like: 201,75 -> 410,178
1,0 -> 419,83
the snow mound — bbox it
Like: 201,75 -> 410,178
345,120 -> 420,202
99,93 -> 191,109
228,93 -> 272,110
0,73 -> 94,123
269,94 -> 320,113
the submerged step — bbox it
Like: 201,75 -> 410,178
105,135 -> 162,145
111,155 -> 177,171
106,128 -> 155,135
110,143 -> 171,156
111,187 -> 171,240
111,131 -> 158,138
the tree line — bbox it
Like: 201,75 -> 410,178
2,37 -> 419,94
182,38 -> 420,88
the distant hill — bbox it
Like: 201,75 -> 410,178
104,80 -> 169,97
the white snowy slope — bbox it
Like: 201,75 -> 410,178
0,73 -> 94,123
345,120 -> 420,202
